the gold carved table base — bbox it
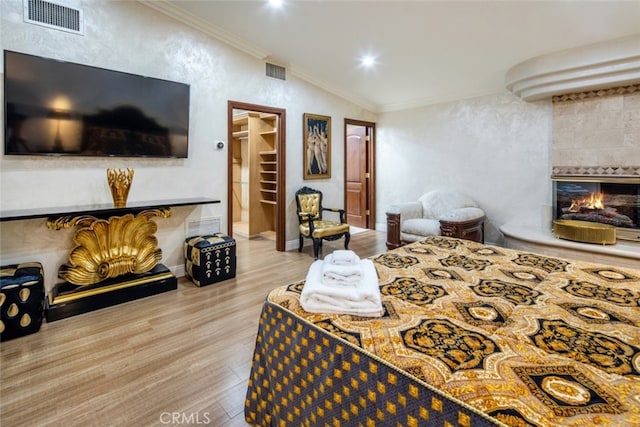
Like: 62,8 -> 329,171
45,208 -> 177,322
47,208 -> 171,286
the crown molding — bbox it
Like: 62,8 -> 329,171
138,0 -> 271,60
377,89 -> 511,113
506,34 -> 640,101
287,65 -> 377,112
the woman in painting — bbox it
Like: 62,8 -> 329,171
312,126 -> 326,174
306,126 -> 318,174
317,129 -> 328,174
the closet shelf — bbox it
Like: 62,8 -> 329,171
259,150 -> 276,155
260,200 -> 277,205
260,180 -> 276,185
233,130 -> 249,139
259,130 -> 277,136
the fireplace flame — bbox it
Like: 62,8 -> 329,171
567,192 -> 605,212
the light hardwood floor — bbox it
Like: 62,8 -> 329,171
0,230 -> 387,427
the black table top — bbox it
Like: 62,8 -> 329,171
0,197 -> 221,222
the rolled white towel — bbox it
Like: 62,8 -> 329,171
329,250 -> 360,266
301,259 -> 383,317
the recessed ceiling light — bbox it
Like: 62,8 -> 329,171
268,0 -> 283,8
360,55 -> 376,68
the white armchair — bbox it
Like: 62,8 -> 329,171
385,190 -> 485,249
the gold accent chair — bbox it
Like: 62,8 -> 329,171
295,186 -> 350,259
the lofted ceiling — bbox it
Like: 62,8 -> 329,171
144,1 -> 640,112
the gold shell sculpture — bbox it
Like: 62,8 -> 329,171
59,213 -> 163,285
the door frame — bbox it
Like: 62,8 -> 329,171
227,101 -> 286,252
344,118 -> 376,229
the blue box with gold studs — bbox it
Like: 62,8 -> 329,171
184,234 -> 236,287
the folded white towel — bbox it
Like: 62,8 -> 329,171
322,257 -> 362,287
322,255 -> 361,275
301,259 -> 383,317
329,250 -> 360,266
323,272 -> 361,287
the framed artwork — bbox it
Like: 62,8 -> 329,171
303,113 -> 331,179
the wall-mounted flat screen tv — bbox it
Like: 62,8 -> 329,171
4,50 -> 190,158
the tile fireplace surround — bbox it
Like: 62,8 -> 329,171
551,85 -> 640,179
547,83 -> 639,258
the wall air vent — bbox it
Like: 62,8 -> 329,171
23,0 -> 84,35
266,63 -> 286,80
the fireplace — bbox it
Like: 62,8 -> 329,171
552,178 -> 640,242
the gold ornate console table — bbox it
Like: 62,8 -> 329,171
1,198 -> 220,321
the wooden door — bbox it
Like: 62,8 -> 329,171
345,124 -> 368,228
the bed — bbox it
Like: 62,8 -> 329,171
244,236 -> 640,426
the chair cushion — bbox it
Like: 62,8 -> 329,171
439,207 -> 485,222
401,218 -> 441,236
297,193 -> 321,219
299,221 -> 350,238
418,190 -> 477,220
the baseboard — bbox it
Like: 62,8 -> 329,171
170,263 -> 185,278
286,239 -> 303,252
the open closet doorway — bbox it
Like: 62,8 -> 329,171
227,101 -> 286,252
345,119 -> 376,231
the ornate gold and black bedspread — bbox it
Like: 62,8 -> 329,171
245,237 -> 640,427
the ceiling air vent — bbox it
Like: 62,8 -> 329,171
266,63 -> 286,81
23,0 -> 84,35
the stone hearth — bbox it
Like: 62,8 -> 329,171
500,223 -> 639,269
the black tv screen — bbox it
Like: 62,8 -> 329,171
4,50 -> 190,158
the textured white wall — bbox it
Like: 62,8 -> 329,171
0,0 -> 374,289
375,93 -> 553,244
